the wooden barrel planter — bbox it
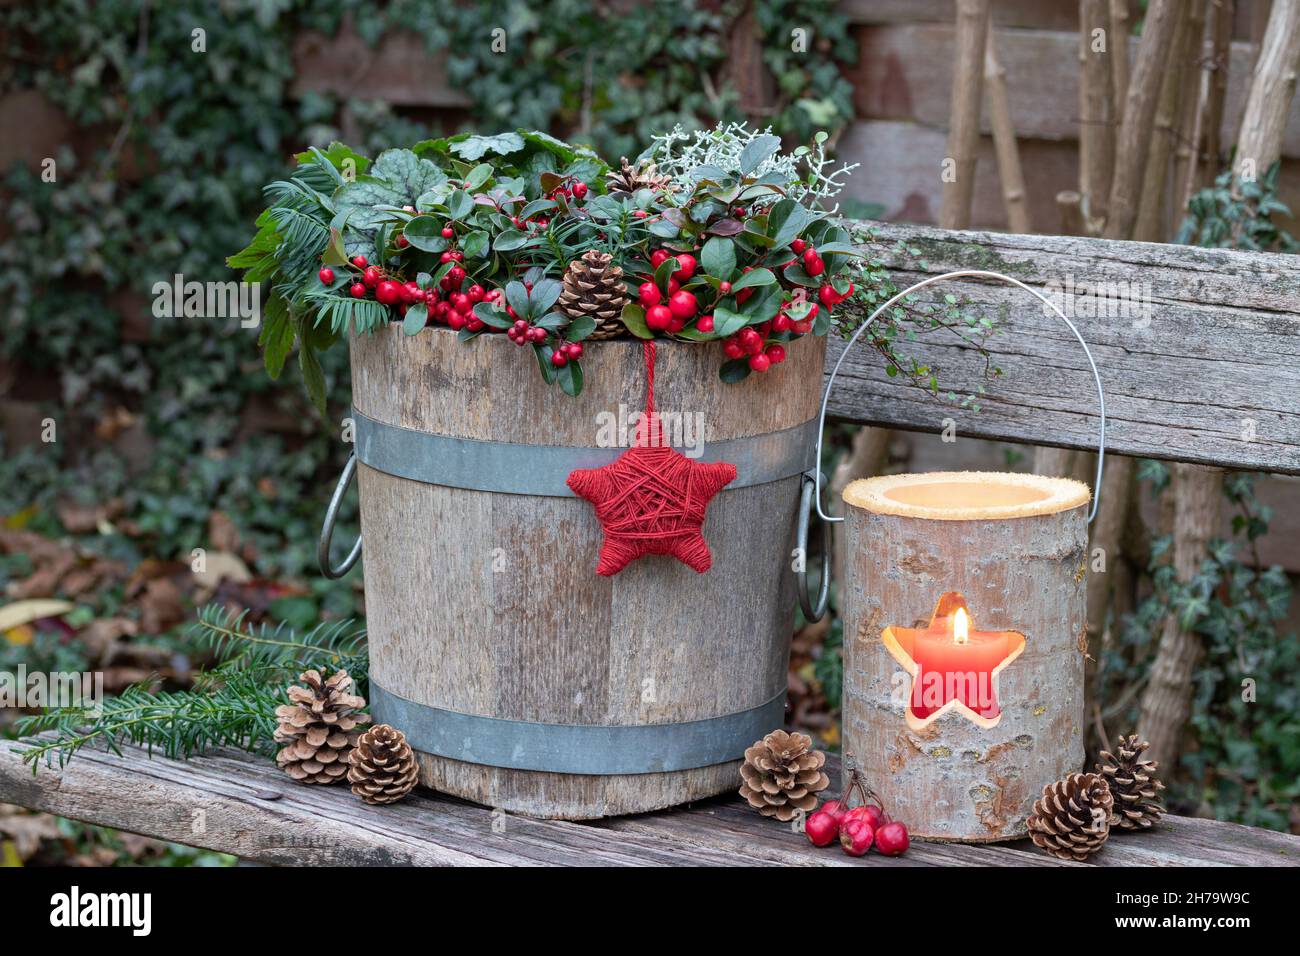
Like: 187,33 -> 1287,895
838,472 -> 1091,842
338,324 -> 826,819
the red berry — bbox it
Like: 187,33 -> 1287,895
375,280 -> 403,306
551,351 -> 568,367
441,226 -> 455,239
363,267 -> 380,287
646,305 -> 674,331
765,344 -> 786,364
668,290 -> 698,320
695,314 -> 715,333
318,267 -> 335,284
638,282 -> 661,307
351,255 -> 368,268
875,821 -> 910,856
672,253 -> 697,281
718,281 -> 732,294
840,819 -> 874,856
748,353 -> 771,373
806,809 -> 839,847
396,234 -> 409,248
571,181 -> 588,199
791,238 -> 807,255
349,282 -> 366,299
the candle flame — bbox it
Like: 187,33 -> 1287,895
953,607 -> 970,645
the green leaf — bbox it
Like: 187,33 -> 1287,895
619,302 -> 654,339
719,358 -> 752,383
739,133 -> 781,174
402,216 -> 448,253
557,359 -> 583,397
700,237 -> 736,280
505,280 -> 531,319
714,304 -> 748,337
565,316 -> 596,341
731,268 -> 776,292
402,304 -> 427,336
473,301 -> 512,329
298,346 -> 327,417
258,294 -> 294,380
449,131 -> 526,161
461,229 -> 490,259
529,278 -> 563,316
463,163 -> 494,191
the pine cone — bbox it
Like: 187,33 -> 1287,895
558,250 -> 630,340
1027,772 -> 1114,861
738,729 -> 830,821
273,669 -> 370,784
604,156 -> 673,198
1097,734 -> 1166,831
347,724 -> 419,805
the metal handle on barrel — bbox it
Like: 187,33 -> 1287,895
795,269 -> 1108,622
319,451 -> 363,579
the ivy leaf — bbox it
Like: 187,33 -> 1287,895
370,148 -> 447,200
450,131 -> 526,161
700,237 -> 736,280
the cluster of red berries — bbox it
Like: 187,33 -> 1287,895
805,772 -> 910,858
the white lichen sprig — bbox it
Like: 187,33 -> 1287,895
642,122 -> 859,210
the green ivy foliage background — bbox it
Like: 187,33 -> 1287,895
0,0 -> 855,591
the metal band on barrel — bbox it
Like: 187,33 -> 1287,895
369,682 -> 788,775
351,407 -> 816,496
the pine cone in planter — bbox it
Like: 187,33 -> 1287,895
273,669 -> 370,784
1096,734 -> 1166,831
347,724 -> 419,805
558,250 -> 629,340
1027,772 -> 1114,861
738,729 -> 830,821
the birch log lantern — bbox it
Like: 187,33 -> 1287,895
796,271 -> 1107,843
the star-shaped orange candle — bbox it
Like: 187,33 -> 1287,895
567,341 -> 736,576
882,592 -> 1025,730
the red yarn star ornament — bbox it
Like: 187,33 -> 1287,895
567,341 -> 736,575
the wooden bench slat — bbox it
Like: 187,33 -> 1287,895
827,223 -> 1300,475
3,740 -> 1296,866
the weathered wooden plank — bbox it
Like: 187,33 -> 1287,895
3,742 -> 1296,866
826,222 -> 1300,475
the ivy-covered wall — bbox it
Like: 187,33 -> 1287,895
0,0 -> 855,586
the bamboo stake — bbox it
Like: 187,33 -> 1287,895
1170,0 -> 1210,236
1109,0 -> 1132,126
1200,0 -> 1236,189
1104,0 -> 1181,240
1234,0 -> 1300,184
983,33 -> 1032,233
1078,0 -> 1114,232
1139,0 -> 1300,766
1133,2 -> 1192,242
940,0 -> 991,229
